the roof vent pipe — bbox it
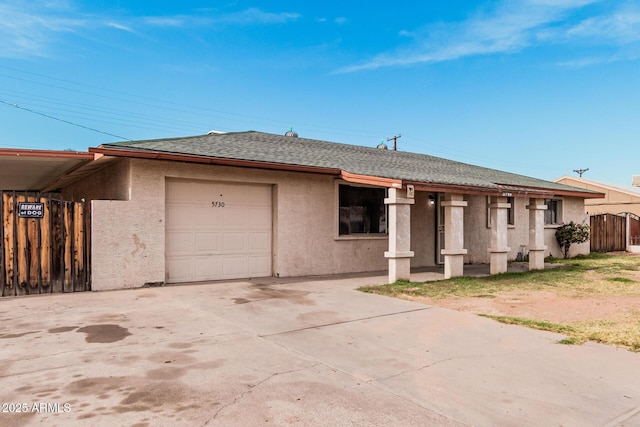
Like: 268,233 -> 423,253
376,140 -> 388,150
284,127 -> 298,138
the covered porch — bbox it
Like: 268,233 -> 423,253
384,186 -> 551,283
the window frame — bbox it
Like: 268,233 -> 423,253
335,182 -> 388,240
544,198 -> 563,226
486,196 -> 515,228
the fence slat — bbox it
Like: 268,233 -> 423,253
0,193 -> 5,296
16,194 -> 28,296
74,203 -> 85,291
40,195 -> 51,291
5,193 -> 16,295
27,194 -> 40,293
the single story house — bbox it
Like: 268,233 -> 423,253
2,131 -> 603,292
554,175 -> 640,217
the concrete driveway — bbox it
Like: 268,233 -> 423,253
1,274 -> 639,427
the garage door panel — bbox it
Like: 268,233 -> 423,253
221,208 -> 248,227
166,231 -> 194,254
195,206 -> 224,227
222,257 -> 248,278
248,232 -> 270,252
195,257 -> 222,280
166,179 -> 272,283
247,186 -> 272,205
218,183 -> 249,204
191,182 -> 221,202
248,207 -> 272,229
166,181 -> 195,201
249,256 -> 271,276
166,203 -> 195,227
222,232 -> 247,252
195,232 -> 220,252
166,258 -> 194,282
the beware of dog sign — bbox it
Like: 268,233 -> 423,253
18,203 -> 45,218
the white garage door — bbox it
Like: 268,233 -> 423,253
165,179 -> 272,283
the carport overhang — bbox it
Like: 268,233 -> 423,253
0,148 -> 95,192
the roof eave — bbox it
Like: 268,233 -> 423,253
0,147 -> 94,160
406,181 -> 605,198
90,146 -> 604,198
340,171 -> 403,188
89,146 -> 342,176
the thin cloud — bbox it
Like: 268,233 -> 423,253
335,0 -> 607,73
556,51 -> 640,68
217,8 -> 300,25
142,16 -> 192,28
0,3 -> 87,57
556,56 -> 611,67
567,8 -> 640,42
142,8 -> 300,27
105,22 -> 135,32
0,4 -> 301,59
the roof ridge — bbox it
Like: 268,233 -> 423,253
97,130 -> 601,197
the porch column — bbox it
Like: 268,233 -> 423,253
441,194 -> 467,279
384,187 -> 415,282
489,196 -> 511,274
527,198 -> 547,270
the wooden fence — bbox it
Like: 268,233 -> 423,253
1,191 -> 90,297
630,214 -> 640,246
590,213 -> 626,253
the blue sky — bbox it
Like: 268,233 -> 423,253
1,0 -> 639,185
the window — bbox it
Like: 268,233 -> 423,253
486,196 -> 515,227
544,199 -> 562,225
339,185 -> 386,236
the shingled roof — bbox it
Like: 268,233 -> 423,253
97,131 -> 600,197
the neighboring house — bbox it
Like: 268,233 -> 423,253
554,175 -> 640,216
554,175 -> 640,252
2,131 -> 602,292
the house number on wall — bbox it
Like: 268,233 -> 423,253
211,201 -> 226,208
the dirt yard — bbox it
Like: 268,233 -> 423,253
411,291 -> 640,324
409,254 -> 640,325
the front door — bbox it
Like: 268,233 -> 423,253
436,193 -> 445,264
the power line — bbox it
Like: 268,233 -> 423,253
0,100 -> 132,141
0,65 -> 389,140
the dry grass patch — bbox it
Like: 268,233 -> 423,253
359,253 -> 640,352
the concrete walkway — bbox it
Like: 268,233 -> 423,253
1,273 -> 639,426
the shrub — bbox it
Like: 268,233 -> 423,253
555,221 -> 590,259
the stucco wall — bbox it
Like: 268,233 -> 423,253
545,196 -> 590,259
464,194 -> 589,263
63,158 -> 131,201
91,200 -> 164,290
83,159 -> 401,290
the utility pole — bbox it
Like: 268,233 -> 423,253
387,134 -> 401,151
573,168 -> 589,178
